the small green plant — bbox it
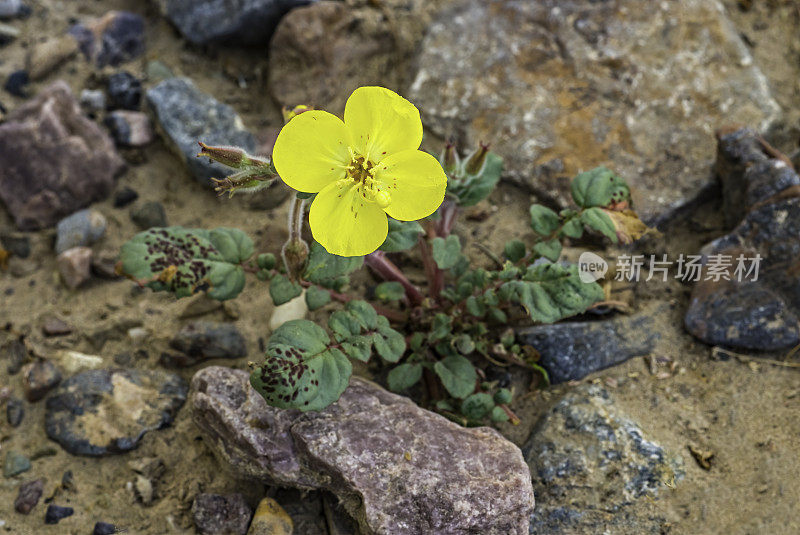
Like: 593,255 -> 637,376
119,87 -> 646,425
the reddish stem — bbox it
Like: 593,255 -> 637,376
418,234 -> 443,303
436,200 -> 459,237
364,251 -> 425,306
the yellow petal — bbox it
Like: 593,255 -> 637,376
344,86 -> 423,162
272,110 -> 351,193
309,180 -> 388,257
374,150 -> 447,221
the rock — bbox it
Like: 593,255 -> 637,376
248,497 -> 293,535
409,0 -> 781,224
133,474 -> 155,505
127,327 -> 149,346
146,77 -> 256,186
3,451 -> 31,477
685,128 -> 800,350
86,316 -> 143,350
107,71 -> 142,110
516,304 -> 662,383
160,0 -> 312,46
55,209 -> 107,254
168,321 -> 247,366
113,186 -> 138,207
45,369 -> 187,456
8,256 -> 39,277
80,89 -> 106,114
0,80 -> 124,230
57,246 -> 93,289
191,366 -> 535,534
268,292 -> 307,331
6,396 -> 24,426
69,11 -> 145,68
0,232 -> 30,258
104,110 -> 154,147
42,316 -> 72,336
3,69 -> 28,97
91,251 -> 120,279
0,21 -> 19,44
22,360 -> 62,401
4,338 -> 27,375
0,0 -> 22,19
191,493 -> 253,535
93,522 -> 118,535
26,35 -> 79,80
145,60 -> 173,82
130,201 -> 167,229
14,479 -> 43,514
54,350 -> 104,374
44,504 -> 74,524
524,385 -> 683,534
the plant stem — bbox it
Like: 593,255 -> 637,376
436,200 -> 459,237
364,251 -> 425,306
282,197 -> 309,281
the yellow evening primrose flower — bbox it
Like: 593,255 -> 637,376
271,86 -> 448,257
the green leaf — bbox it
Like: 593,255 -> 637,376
387,363 -> 423,392
449,152 -> 503,207
429,313 -> 453,342
454,334 -> 475,355
494,388 -> 512,405
119,226 -> 251,301
571,166 -> 631,208
465,296 -> 485,318
490,405 -> 510,422
580,207 -> 618,243
296,191 -> 316,200
269,274 -> 302,305
250,319 -> 351,411
409,332 -> 425,351
257,253 -> 276,270
432,235 -> 462,270
329,301 -> 405,363
434,355 -> 477,399
380,219 -> 424,252
305,286 -> 331,311
503,240 -> 526,262
560,218 -> 584,239
532,239 -> 562,262
529,204 -> 561,236
461,393 -> 494,419
303,242 -> 363,289
374,281 -> 405,302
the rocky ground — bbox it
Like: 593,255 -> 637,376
1,0 -> 800,534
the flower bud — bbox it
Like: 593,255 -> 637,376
197,142 -> 270,170
440,142 -> 460,175
465,142 -> 490,175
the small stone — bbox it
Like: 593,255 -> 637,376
3,69 -> 28,97
3,450 -> 31,477
69,11 -> 145,68
130,201 -> 167,229
168,321 -> 247,366
247,497 -> 293,535
145,60 -> 173,82
22,360 -> 62,402
54,350 -> 104,374
104,110 -> 153,147
44,504 -> 74,525
80,89 -> 106,114
14,479 -> 43,514
191,493 -> 252,535
57,246 -> 93,289
55,209 -> 107,254
26,35 -> 79,80
0,232 -> 30,258
6,396 -> 24,427
45,368 -> 188,456
0,0 -> 22,19
127,327 -> 149,346
0,21 -> 19,45
133,474 -> 154,505
146,78 -> 256,186
107,71 -> 142,110
42,316 -> 72,336
113,186 -> 138,208
93,522 -> 118,535
268,291 -> 307,331
4,338 -> 27,375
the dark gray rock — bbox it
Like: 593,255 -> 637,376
409,0 -> 781,224
524,385 -> 683,534
191,493 -> 252,535
104,110 -> 154,147
169,321 -> 247,365
55,209 -> 107,254
4,338 -> 27,375
516,306 -> 661,383
45,368 -> 188,456
14,479 -> 43,514
146,77 -> 256,186
160,0 -> 312,46
22,360 -> 62,402
0,232 -> 30,258
42,316 -> 72,336
80,89 -> 106,114
93,522 -> 117,535
69,11 -> 145,68
113,186 -> 138,208
44,504 -> 74,524
107,71 -> 141,110
0,80 -> 124,230
191,366 -> 535,534
3,450 -> 31,477
6,396 -> 24,426
130,201 -> 167,229
3,69 -> 28,97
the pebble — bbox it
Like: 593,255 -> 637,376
3,69 -> 28,97
3,450 -> 31,477
192,493 -> 252,535
14,479 -> 43,514
0,21 -> 19,45
42,316 -> 72,336
145,60 -> 172,82
93,521 -> 118,535
0,0 -> 22,19
0,232 -> 30,258
107,71 -> 142,110
54,350 -> 104,374
269,291 -> 308,331
22,359 -> 62,401
130,201 -> 167,229
169,321 -> 247,364
4,338 -> 27,375
113,186 -> 138,207
80,89 -> 106,114
127,327 -> 149,345
55,209 -> 107,254
44,504 -> 74,524
104,110 -> 154,147
57,246 -> 93,289
69,11 -> 145,67
247,497 -> 293,535
26,35 -> 79,80
6,396 -> 24,426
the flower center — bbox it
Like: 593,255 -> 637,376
341,151 -> 391,209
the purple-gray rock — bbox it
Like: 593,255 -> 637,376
524,385 -> 683,534
191,493 -> 253,535
44,504 -> 74,524
0,81 -> 124,230
130,201 -> 167,229
69,11 -> 145,68
107,71 -> 142,110
22,359 -> 62,402
409,0 -> 781,225
168,321 -> 247,365
146,77 -> 256,186
6,396 -> 24,426
14,479 -> 44,514
191,366 -> 535,534
55,209 -> 107,254
45,368 -> 188,456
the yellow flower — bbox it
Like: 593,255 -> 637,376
272,86 -> 447,257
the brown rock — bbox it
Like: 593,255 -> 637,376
0,81 -> 124,230
57,246 -> 93,289
14,479 -> 45,514
22,360 -> 62,402
41,316 -> 73,337
26,35 -> 79,80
